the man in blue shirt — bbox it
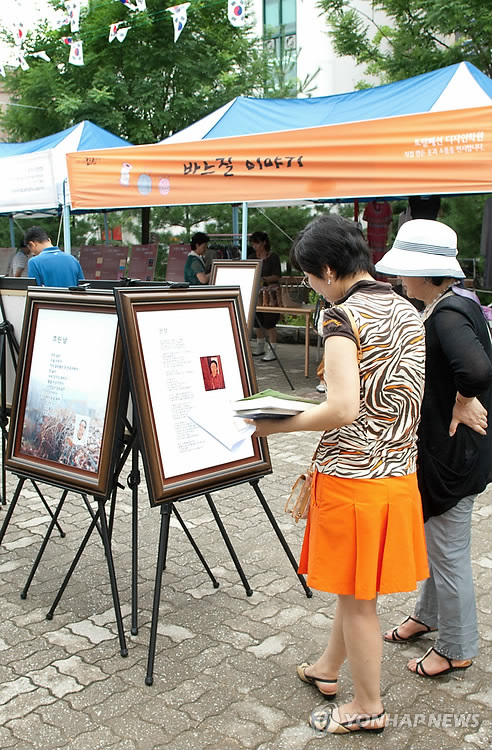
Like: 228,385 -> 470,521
24,226 -> 84,287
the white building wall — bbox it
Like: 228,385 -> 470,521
249,0 -> 388,97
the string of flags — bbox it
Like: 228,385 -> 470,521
0,0 -> 246,75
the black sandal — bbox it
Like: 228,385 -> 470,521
384,615 -> 437,643
413,647 -> 472,678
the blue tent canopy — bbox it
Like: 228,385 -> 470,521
0,121 -> 131,158
0,120 -> 132,216
163,62 -> 492,145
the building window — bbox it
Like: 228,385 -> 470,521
263,0 -> 297,80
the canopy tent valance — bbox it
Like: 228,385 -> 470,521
66,62 -> 492,213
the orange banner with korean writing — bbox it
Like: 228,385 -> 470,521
66,106 -> 492,210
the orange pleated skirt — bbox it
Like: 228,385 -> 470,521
298,470 -> 429,600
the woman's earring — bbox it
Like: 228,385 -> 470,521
327,277 -> 332,285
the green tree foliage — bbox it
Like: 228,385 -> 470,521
317,0 -> 492,83
0,0 -> 266,143
317,1 -> 491,284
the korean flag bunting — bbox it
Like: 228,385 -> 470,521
109,22 -> 120,42
13,23 -> 26,47
61,37 -> 73,45
117,27 -> 130,42
32,51 -> 51,62
120,0 -> 137,9
228,0 -> 245,27
69,40 -> 84,66
0,65 -> 5,78
136,0 -> 147,10
109,23 -> 129,43
65,1 -> 81,33
17,53 -> 29,71
54,14 -> 71,30
166,3 -> 190,43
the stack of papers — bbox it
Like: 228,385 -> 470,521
232,389 -> 318,419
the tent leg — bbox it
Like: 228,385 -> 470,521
241,201 -> 248,260
62,180 -> 71,255
232,204 -> 240,251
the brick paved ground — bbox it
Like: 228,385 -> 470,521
0,341 -> 490,749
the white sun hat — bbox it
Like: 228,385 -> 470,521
375,219 -> 465,279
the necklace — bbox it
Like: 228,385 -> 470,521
420,284 -> 455,322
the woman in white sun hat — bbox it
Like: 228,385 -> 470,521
377,219 -> 492,678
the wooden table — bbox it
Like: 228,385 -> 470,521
256,305 -> 314,377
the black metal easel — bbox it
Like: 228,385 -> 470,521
144,477 -> 312,686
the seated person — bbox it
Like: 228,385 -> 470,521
184,232 -> 210,285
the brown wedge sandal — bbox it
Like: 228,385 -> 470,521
296,663 -> 337,699
310,706 -> 386,734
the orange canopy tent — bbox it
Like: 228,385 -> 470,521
66,63 -> 492,214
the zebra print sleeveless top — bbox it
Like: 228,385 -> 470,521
315,281 -> 425,479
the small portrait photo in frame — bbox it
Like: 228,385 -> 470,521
200,355 -> 225,392
6,289 -> 126,497
73,415 -> 90,446
114,286 -> 272,506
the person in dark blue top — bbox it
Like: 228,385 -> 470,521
24,226 -> 84,287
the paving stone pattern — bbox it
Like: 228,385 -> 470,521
0,342 -> 490,749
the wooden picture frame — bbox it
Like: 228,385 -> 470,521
210,259 -> 262,335
0,277 -> 37,409
6,289 -> 125,497
114,286 -> 271,506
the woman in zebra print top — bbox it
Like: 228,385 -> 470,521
248,214 -> 428,735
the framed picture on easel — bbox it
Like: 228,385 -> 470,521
6,289 -> 126,497
210,259 -> 262,336
0,277 -> 37,409
114,286 -> 271,506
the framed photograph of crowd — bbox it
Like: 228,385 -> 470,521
114,286 -> 271,506
6,289 -> 126,497
210,259 -> 262,335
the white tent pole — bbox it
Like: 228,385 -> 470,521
62,179 -> 71,254
241,202 -> 248,259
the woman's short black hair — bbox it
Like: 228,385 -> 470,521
250,231 -> 270,251
291,214 -> 373,279
191,232 -> 209,250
